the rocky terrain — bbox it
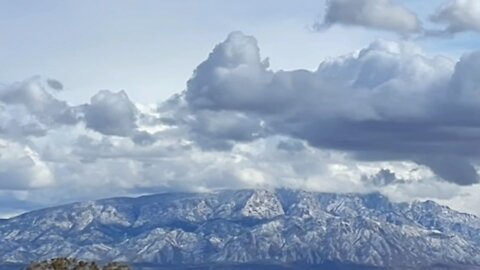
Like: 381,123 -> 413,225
1,189 -> 480,269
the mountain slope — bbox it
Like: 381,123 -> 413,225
1,189 -> 480,269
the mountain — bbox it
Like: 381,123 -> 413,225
1,189 -> 480,270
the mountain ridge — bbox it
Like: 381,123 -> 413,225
1,189 -> 480,269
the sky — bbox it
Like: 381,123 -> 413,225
2,0 -> 480,218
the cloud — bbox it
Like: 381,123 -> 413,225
46,79 -> 64,91
3,31 -> 480,217
315,0 -> 422,36
0,78 -> 149,143
0,104 -> 47,138
0,139 -> 54,190
419,157 -> 479,186
179,31 -> 480,186
187,110 -> 265,150
430,0 -> 480,35
277,139 -> 306,153
82,90 -> 139,137
0,77 -> 79,128
362,168 -> 404,187
186,31 -> 274,112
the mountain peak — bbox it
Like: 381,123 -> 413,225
239,189 -> 284,219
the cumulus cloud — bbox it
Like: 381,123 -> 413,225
178,31 -> 480,186
82,90 -> 139,137
0,77 -> 79,128
0,77 -> 153,146
186,31 -> 274,112
0,139 -> 54,190
315,0 -> 422,36
430,0 -> 480,35
4,31 -> 480,217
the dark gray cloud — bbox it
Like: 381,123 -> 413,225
179,32 -> 480,186
188,110 -> 265,150
430,0 -> 480,35
419,156 -> 479,186
362,169 -> 404,187
315,0 -> 422,36
83,90 -> 139,137
46,79 -> 64,91
277,139 -> 306,153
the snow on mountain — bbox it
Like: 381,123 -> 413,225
1,189 -> 480,269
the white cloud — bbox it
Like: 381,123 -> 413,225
3,31 -> 480,217
0,139 -> 54,190
430,0 -> 480,35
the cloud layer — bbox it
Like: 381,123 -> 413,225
2,30 -> 480,217
181,32 -> 480,186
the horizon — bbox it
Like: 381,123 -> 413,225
3,0 -> 480,221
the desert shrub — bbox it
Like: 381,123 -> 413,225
26,258 -> 130,270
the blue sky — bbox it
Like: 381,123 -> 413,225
1,0 -> 328,103
1,0 -> 478,103
2,0 -> 480,218
2,0 -> 458,103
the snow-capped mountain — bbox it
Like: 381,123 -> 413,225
1,189 -> 480,269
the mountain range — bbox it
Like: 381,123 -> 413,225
1,189 -> 480,269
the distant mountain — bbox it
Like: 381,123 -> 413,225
1,189 -> 480,269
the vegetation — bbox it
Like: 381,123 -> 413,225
26,258 -> 130,270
